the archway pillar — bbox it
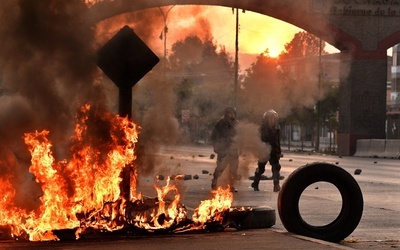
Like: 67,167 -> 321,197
337,49 -> 387,156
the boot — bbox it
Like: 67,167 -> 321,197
251,173 -> 261,191
211,177 -> 217,190
229,173 -> 238,192
251,163 -> 265,191
273,180 -> 281,192
251,182 -> 259,191
272,167 -> 281,192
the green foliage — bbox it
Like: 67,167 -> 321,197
239,50 -> 281,122
168,35 -> 235,121
319,86 -> 339,130
279,31 -> 326,59
240,30 -> 339,148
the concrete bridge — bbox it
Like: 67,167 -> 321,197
88,0 -> 400,155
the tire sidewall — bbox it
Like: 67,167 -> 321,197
277,162 -> 363,242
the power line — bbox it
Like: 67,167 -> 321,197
240,26 -> 301,35
214,29 -> 236,42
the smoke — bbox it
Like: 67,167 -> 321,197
93,4 -> 346,182
234,120 -> 271,179
134,80 -> 180,176
94,4 -> 338,178
95,8 -> 160,50
95,5 -> 216,57
94,6 -> 220,177
0,0 -> 189,210
0,0 -> 346,216
0,0 -> 106,209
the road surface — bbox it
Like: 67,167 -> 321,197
0,144 -> 399,249
150,144 -> 400,249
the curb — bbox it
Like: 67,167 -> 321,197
271,229 -> 355,250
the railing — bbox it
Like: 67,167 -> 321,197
281,138 -> 337,152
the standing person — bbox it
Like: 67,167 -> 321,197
251,109 -> 282,192
210,107 -> 239,192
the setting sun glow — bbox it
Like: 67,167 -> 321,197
95,5 -> 339,70
162,6 -> 340,68
211,8 -> 302,57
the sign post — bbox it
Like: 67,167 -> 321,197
97,25 -> 159,200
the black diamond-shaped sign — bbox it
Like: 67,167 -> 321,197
97,25 -> 159,88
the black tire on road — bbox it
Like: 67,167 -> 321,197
239,206 -> 276,229
277,162 -> 363,242
227,206 -> 276,229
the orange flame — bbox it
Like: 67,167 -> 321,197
127,175 -> 187,231
23,130 -> 75,241
192,186 -> 233,228
0,104 -> 139,240
0,104 -> 234,241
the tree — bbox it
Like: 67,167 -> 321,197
167,35 -> 237,143
169,35 -> 235,120
131,34 -> 235,122
279,31 -> 326,60
319,86 -> 339,132
277,31 -> 339,151
238,31 -> 330,124
239,49 -> 282,122
169,35 -> 204,71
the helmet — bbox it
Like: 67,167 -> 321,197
263,109 -> 279,128
224,106 -> 237,116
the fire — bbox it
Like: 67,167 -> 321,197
0,104 -> 235,241
192,186 -> 233,227
126,175 -> 187,231
23,130 -> 75,241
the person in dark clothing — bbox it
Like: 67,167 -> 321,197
210,107 -> 239,192
251,109 -> 282,192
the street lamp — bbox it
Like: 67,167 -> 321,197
158,5 -> 175,80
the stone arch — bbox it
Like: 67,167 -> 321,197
380,31 -> 400,51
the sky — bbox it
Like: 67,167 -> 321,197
167,6 -> 302,57
155,6 -> 339,68
95,5 -> 340,71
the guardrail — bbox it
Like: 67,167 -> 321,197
354,139 -> 400,158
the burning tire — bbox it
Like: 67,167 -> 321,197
227,206 -> 275,229
277,162 -> 363,243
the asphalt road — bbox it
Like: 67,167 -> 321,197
0,144 -> 399,249
148,144 -> 400,249
279,151 -> 400,249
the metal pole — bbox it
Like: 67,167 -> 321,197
163,24 -> 167,78
316,37 -> 322,151
234,8 -> 239,106
119,85 -> 132,201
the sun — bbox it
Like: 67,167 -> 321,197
240,35 -> 284,58
207,7 -> 303,57
268,48 -> 281,58
238,11 -> 302,56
